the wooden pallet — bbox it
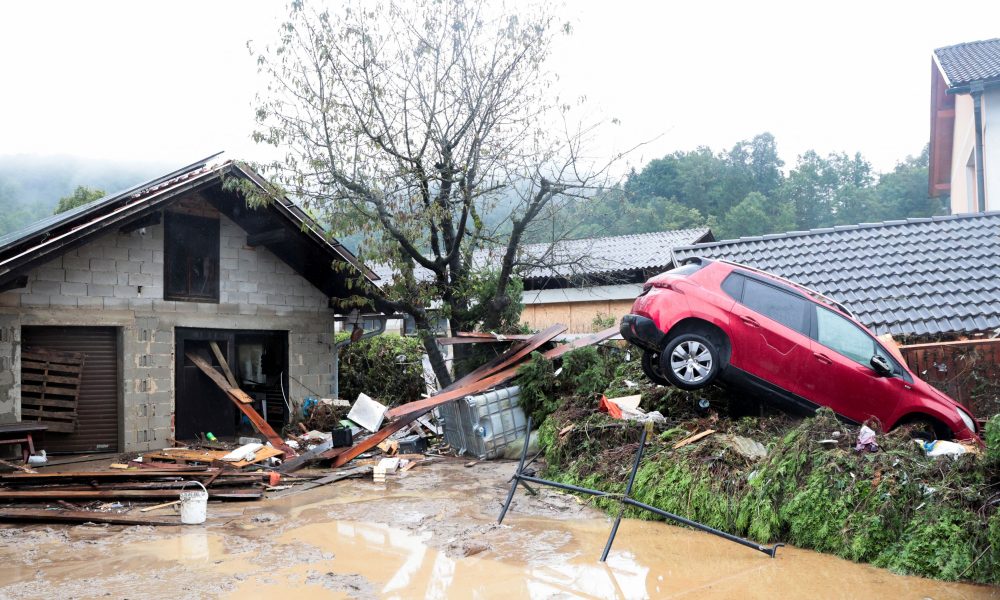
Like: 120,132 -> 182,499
20,347 -> 85,433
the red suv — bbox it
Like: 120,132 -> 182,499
620,258 -> 980,441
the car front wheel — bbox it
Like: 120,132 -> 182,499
660,333 -> 720,390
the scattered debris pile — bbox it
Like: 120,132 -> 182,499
528,344 -> 1000,585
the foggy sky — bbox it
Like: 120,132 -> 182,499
1,0 -> 998,174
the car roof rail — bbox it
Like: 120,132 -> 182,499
703,258 -> 856,319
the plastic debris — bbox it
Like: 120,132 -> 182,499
347,393 -> 388,432
855,425 -> 879,452
919,439 -> 968,457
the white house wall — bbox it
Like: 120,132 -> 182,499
0,197 -> 339,452
950,89 -> 1000,213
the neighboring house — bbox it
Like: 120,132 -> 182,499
930,38 -> 1000,213
371,228 -> 714,335
0,154 -> 377,454
673,212 -> 1000,340
516,228 -> 714,333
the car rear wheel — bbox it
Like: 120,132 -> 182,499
641,351 -> 670,386
660,333 -> 720,390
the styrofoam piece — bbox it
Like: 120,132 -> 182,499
221,443 -> 264,462
347,393 -> 388,432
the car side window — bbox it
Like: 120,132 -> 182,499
741,278 -> 809,334
814,307 -> 877,366
721,272 -> 744,300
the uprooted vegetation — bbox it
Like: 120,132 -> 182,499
521,345 -> 1000,585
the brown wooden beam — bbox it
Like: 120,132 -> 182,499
0,509 -> 181,526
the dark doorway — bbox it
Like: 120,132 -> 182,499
174,328 -> 288,441
21,326 -> 121,454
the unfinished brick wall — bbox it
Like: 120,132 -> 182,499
0,194 -> 342,451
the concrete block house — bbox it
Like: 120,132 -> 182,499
0,154 -> 376,454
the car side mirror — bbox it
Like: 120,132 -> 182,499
870,355 -> 893,377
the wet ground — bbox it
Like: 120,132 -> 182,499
0,458 -> 996,599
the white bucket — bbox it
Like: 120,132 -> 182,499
179,481 -> 208,525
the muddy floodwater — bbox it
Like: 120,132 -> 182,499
0,459 -> 996,599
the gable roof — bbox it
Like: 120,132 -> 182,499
673,213 -> 1000,338
516,228 -> 714,282
372,227 -> 714,288
0,154 -> 377,298
934,38 -> 1000,89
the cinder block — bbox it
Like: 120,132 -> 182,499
103,246 -> 129,260
248,292 -> 267,304
196,303 -> 219,315
64,269 -> 92,284
62,256 -> 90,270
173,301 -> 198,313
113,285 -> 137,298
92,271 -> 117,285
129,298 -> 153,311
103,297 -> 129,310
238,304 -> 258,316
152,250 -> 164,264
35,268 -> 66,282
60,282 -> 88,296
115,260 -> 141,273
238,259 -> 256,273
90,258 -> 116,272
49,295 -> 79,307
128,272 -> 153,286
220,258 -> 238,271
77,296 -> 103,309
153,300 -> 176,312
140,262 -> 160,275
0,294 -> 20,308
20,295 -> 49,308
88,284 -> 114,297
30,281 -> 62,295
218,303 -> 240,315
128,249 -> 153,263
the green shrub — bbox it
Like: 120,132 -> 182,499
985,414 -> 1000,467
339,334 -> 425,407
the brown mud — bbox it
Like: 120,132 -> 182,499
0,459 -> 996,599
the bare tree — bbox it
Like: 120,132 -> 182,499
246,0 -> 622,386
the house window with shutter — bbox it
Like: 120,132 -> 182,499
164,212 -> 220,302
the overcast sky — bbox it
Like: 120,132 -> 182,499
1,0 -> 999,174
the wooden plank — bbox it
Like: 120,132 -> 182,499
22,373 -> 84,386
673,429 -> 716,450
0,489 -> 263,501
20,360 -> 82,373
333,326 -> 615,469
185,352 -> 296,456
228,388 -> 255,404
19,408 -> 77,421
209,341 -> 240,388
0,509 -> 181,526
230,446 -> 284,468
444,323 -> 566,392
0,470 -> 260,482
18,394 -> 78,407
278,439 -> 334,473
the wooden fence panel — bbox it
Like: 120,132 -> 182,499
899,339 -> 1000,419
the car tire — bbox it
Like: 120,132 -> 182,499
660,333 -> 720,391
641,351 -> 670,386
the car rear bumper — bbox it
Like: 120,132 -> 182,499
620,314 -> 666,352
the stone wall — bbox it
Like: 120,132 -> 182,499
0,194 -> 341,451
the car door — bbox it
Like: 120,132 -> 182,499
729,277 -> 814,405
806,305 -> 907,424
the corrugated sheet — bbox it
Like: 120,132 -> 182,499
22,326 -> 120,454
673,212 -> 1000,338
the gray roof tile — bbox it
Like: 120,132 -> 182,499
934,38 -> 1000,87
674,212 -> 1000,338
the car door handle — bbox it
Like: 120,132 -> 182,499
813,352 -> 833,365
740,316 -> 760,328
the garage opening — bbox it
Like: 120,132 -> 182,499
21,326 -> 121,454
175,328 -> 288,442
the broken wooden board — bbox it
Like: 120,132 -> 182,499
143,447 -> 282,469
184,352 -> 296,456
0,509 -> 181,526
0,489 -> 262,501
208,341 -> 239,388
672,429 -> 716,450
0,470 -> 266,483
19,346 -> 85,433
332,325 -> 618,469
444,324 -> 566,392
278,439 -> 335,473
